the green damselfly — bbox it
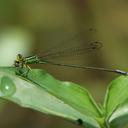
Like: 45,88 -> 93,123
14,41 -> 128,76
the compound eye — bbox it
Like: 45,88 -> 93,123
14,61 -> 20,67
17,54 -> 23,60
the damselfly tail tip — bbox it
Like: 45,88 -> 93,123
115,69 -> 128,76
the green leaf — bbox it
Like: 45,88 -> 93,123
0,67 -> 102,128
103,76 -> 128,127
109,99 -> 128,128
26,69 -> 102,117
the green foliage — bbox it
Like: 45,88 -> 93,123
0,67 -> 128,128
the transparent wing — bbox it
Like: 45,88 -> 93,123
40,41 -> 102,60
39,28 -> 102,61
41,28 -> 94,55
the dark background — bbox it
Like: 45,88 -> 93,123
0,0 -> 128,128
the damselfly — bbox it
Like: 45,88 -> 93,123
14,41 -> 128,76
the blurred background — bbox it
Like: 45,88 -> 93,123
0,0 -> 128,127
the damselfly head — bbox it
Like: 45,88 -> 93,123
16,54 -> 23,61
14,54 -> 26,68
